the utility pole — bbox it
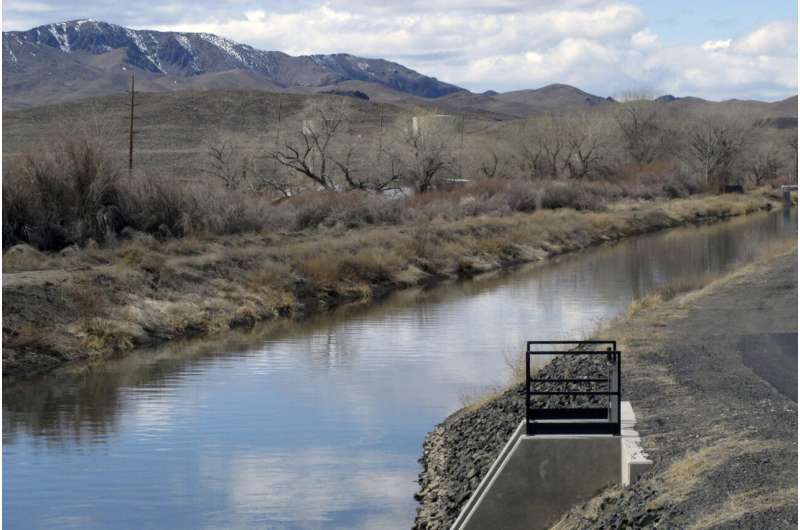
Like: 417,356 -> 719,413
128,73 -> 135,176
275,94 -> 283,148
459,114 -> 465,179
378,104 -> 385,154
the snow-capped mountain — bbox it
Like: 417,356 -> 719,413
2,19 -> 465,109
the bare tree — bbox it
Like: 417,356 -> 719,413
749,147 -> 782,186
516,113 -> 609,180
250,158 -> 300,198
335,143 -> 405,192
270,100 -> 348,190
563,113 -> 610,179
687,110 -> 751,191
786,131 -> 798,182
480,148 -> 500,178
394,115 -> 457,192
204,138 -> 251,189
613,94 -> 674,165
518,116 -> 568,179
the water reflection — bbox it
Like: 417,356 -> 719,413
3,209 -> 797,529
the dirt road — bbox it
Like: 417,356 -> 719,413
559,247 -> 798,529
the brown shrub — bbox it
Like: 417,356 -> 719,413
119,246 -> 167,274
245,260 -> 294,291
338,249 -> 402,282
4,323 -> 49,349
299,254 -> 342,288
3,138 -> 122,250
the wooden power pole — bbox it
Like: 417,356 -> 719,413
128,74 -> 135,176
275,94 -> 283,147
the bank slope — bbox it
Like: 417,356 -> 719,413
3,192 -> 780,379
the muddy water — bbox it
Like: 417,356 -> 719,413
3,209 -> 796,530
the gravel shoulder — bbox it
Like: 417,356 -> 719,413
413,242 -> 797,530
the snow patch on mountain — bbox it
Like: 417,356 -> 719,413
175,35 -> 192,53
200,33 -> 247,66
2,20 -> 466,99
125,28 -> 162,72
48,23 -> 70,52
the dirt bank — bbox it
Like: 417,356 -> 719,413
3,192 -> 779,379
413,241 -> 797,530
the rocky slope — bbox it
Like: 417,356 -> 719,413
413,354 -> 610,529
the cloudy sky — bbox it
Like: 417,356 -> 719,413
3,0 -> 797,100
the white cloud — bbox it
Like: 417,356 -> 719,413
733,20 -> 797,55
4,1 -> 57,13
631,28 -> 658,48
702,39 -> 731,52
2,1 -> 797,99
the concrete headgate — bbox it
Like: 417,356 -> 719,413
450,341 -> 652,530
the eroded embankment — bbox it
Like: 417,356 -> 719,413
413,242 -> 797,530
3,192 -> 779,378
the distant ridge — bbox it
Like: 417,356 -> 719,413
2,19 -> 465,109
2,19 -> 797,117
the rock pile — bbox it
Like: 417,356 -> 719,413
412,353 -> 614,529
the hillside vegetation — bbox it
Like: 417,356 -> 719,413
3,89 -> 797,251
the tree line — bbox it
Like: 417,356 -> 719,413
203,95 -> 798,197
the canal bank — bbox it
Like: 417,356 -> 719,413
2,191 -> 782,378
413,240 -> 797,530
3,206 -> 795,529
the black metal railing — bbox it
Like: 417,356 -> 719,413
526,340 -> 621,436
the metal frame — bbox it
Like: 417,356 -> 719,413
526,340 -> 621,436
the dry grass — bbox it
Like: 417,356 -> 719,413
2,244 -> 52,272
624,277 -> 720,317
81,318 -> 138,351
4,323 -> 50,349
550,489 -> 624,530
244,260 -> 294,291
688,487 -> 798,530
3,188 -> 782,378
653,437 -> 788,507
119,245 -> 168,274
339,248 -> 403,282
457,384 -> 506,411
298,254 -> 344,289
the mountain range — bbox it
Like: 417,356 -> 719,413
2,19 -> 797,120
2,19 -> 464,109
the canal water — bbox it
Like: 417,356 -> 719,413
3,209 -> 796,529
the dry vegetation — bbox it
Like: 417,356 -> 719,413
3,92 -> 797,252
3,185 -> 781,378
2,91 -> 795,375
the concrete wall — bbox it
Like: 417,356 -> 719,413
621,401 -> 653,485
452,401 -> 653,530
450,421 -> 525,530
460,436 -> 621,530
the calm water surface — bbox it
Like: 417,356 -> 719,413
3,209 -> 797,529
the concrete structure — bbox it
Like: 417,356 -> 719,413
781,185 -> 797,207
411,114 -> 462,139
451,401 -> 652,530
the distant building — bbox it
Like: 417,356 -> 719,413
411,114 -> 463,139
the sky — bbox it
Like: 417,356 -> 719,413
2,0 -> 797,101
